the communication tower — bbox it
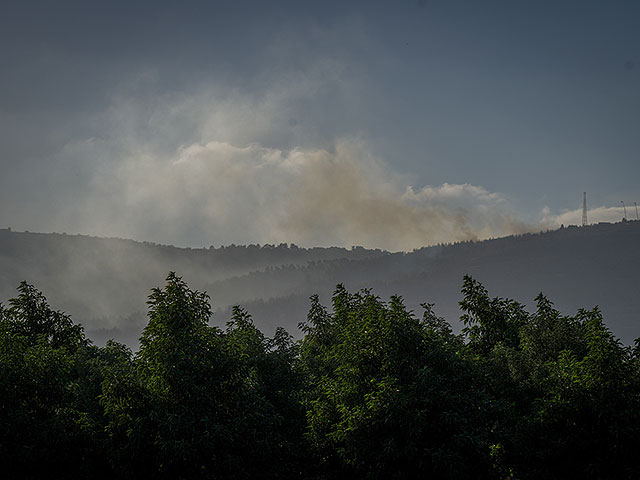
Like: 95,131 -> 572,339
582,192 -> 587,227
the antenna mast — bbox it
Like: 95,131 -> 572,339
621,201 -> 628,220
582,192 -> 587,227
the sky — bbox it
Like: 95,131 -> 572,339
1,0 -> 639,251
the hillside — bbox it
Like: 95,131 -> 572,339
0,229 -> 385,345
214,221 -> 640,344
1,221 -> 638,346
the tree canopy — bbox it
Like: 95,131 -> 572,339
1,273 -> 639,479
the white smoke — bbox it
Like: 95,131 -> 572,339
17,73 -> 541,251
53,133 -> 534,251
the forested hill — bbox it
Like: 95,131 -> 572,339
0,230 -> 386,345
215,220 -> 640,345
1,220 -> 639,346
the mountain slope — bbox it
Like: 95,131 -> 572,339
1,221 -> 638,346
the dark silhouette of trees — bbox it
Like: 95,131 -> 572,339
0,282 -> 113,479
459,275 -> 640,479
101,273 -> 305,479
2,273 -> 640,479
299,286 -> 495,479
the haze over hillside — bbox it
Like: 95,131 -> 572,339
1,220 -> 638,346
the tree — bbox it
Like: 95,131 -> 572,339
2,281 -> 84,351
224,307 -> 306,479
459,276 -> 640,479
300,285 -> 495,479
0,282 -> 109,479
102,273 -> 306,479
103,273 -> 232,478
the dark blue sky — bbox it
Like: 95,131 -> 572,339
1,0 -> 639,249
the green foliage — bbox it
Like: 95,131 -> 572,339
459,276 -> 640,479
2,281 -> 85,350
101,273 -> 305,479
102,273 -> 232,478
224,307 -> 306,479
0,282 -> 112,479
2,274 -> 640,479
300,285 -> 494,479
460,275 -> 528,354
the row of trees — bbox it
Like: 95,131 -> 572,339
1,273 -> 639,479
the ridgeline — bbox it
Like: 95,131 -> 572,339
1,220 -> 638,346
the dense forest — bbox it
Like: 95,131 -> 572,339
2,273 -> 639,479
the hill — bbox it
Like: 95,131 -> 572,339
1,221 -> 638,346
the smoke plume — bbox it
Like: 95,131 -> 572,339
11,83 -> 538,251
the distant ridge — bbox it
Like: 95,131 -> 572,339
1,221 -> 639,346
